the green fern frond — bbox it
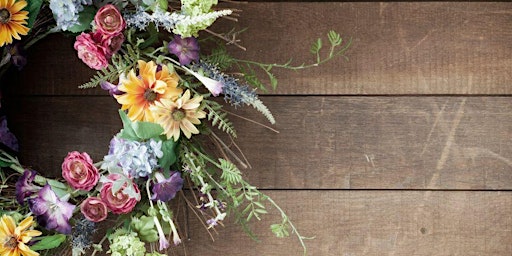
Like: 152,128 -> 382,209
203,46 -> 235,70
78,64 -> 120,89
219,159 -> 243,184
203,100 -> 237,138
247,98 -> 275,124
78,54 -> 136,89
239,64 -> 268,92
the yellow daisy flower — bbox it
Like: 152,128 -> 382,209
0,215 -> 42,256
150,90 -> 206,141
0,0 -> 30,47
115,60 -> 182,122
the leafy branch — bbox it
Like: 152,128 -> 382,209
179,143 -> 309,255
234,30 -> 351,91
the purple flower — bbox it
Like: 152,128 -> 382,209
151,171 -> 183,202
167,35 -> 200,66
15,169 -> 41,205
100,81 -> 123,96
29,184 -> 76,234
7,44 -> 27,70
0,116 -> 19,152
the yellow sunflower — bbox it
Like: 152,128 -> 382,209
150,89 -> 206,141
115,60 -> 182,122
0,0 -> 30,47
0,215 -> 42,256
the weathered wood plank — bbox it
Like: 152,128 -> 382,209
5,96 -> 512,189
3,2 -> 511,95
169,190 -> 512,256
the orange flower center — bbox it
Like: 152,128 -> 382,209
143,89 -> 158,102
0,8 -> 10,24
172,109 -> 186,121
5,236 -> 18,249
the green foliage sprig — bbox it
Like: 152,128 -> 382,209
206,30 -> 351,92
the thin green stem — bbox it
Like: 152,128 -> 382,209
265,196 -> 309,256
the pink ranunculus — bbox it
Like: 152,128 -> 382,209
74,32 -> 109,70
62,151 -> 99,191
94,4 -> 126,36
93,31 -> 124,58
100,174 -> 140,214
80,197 -> 108,222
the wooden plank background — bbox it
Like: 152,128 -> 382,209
1,1 -> 512,255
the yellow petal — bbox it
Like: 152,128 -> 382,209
10,0 -> 27,14
16,216 -> 33,232
18,242 -> 39,256
0,215 -> 16,235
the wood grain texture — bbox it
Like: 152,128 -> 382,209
3,2 -> 511,95
5,96 -> 512,190
167,190 -> 512,256
2,2 -> 512,255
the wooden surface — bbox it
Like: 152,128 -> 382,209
2,1 -> 512,255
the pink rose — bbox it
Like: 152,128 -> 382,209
80,197 -> 108,222
62,151 -> 99,191
100,174 -> 140,214
74,32 -> 109,70
94,4 -> 125,36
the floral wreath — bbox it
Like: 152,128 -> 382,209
0,0 -> 351,255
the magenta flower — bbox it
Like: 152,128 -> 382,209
168,35 -> 200,65
15,169 -> 41,205
28,184 -> 76,234
151,171 -> 183,202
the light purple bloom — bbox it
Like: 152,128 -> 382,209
151,171 -> 183,202
15,169 -> 41,205
188,69 -> 223,96
0,116 -> 19,152
167,35 -> 200,66
100,81 -> 123,96
29,184 -> 76,234
206,218 -> 218,227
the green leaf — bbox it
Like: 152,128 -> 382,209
327,30 -> 342,46
310,38 -> 322,54
0,159 -> 11,167
30,234 -> 66,251
67,6 -> 96,33
118,110 -> 138,140
132,121 -> 164,140
26,0 -> 43,29
47,179 -> 69,198
270,223 -> 289,238
159,139 -> 177,170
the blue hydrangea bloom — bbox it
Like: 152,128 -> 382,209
101,137 -> 163,178
49,0 -> 92,31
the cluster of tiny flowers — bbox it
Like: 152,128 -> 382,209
71,218 -> 96,256
108,229 -> 146,256
171,9 -> 233,37
49,0 -> 92,31
124,7 -> 176,31
192,61 -> 259,107
102,137 -> 163,178
124,8 -> 232,37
